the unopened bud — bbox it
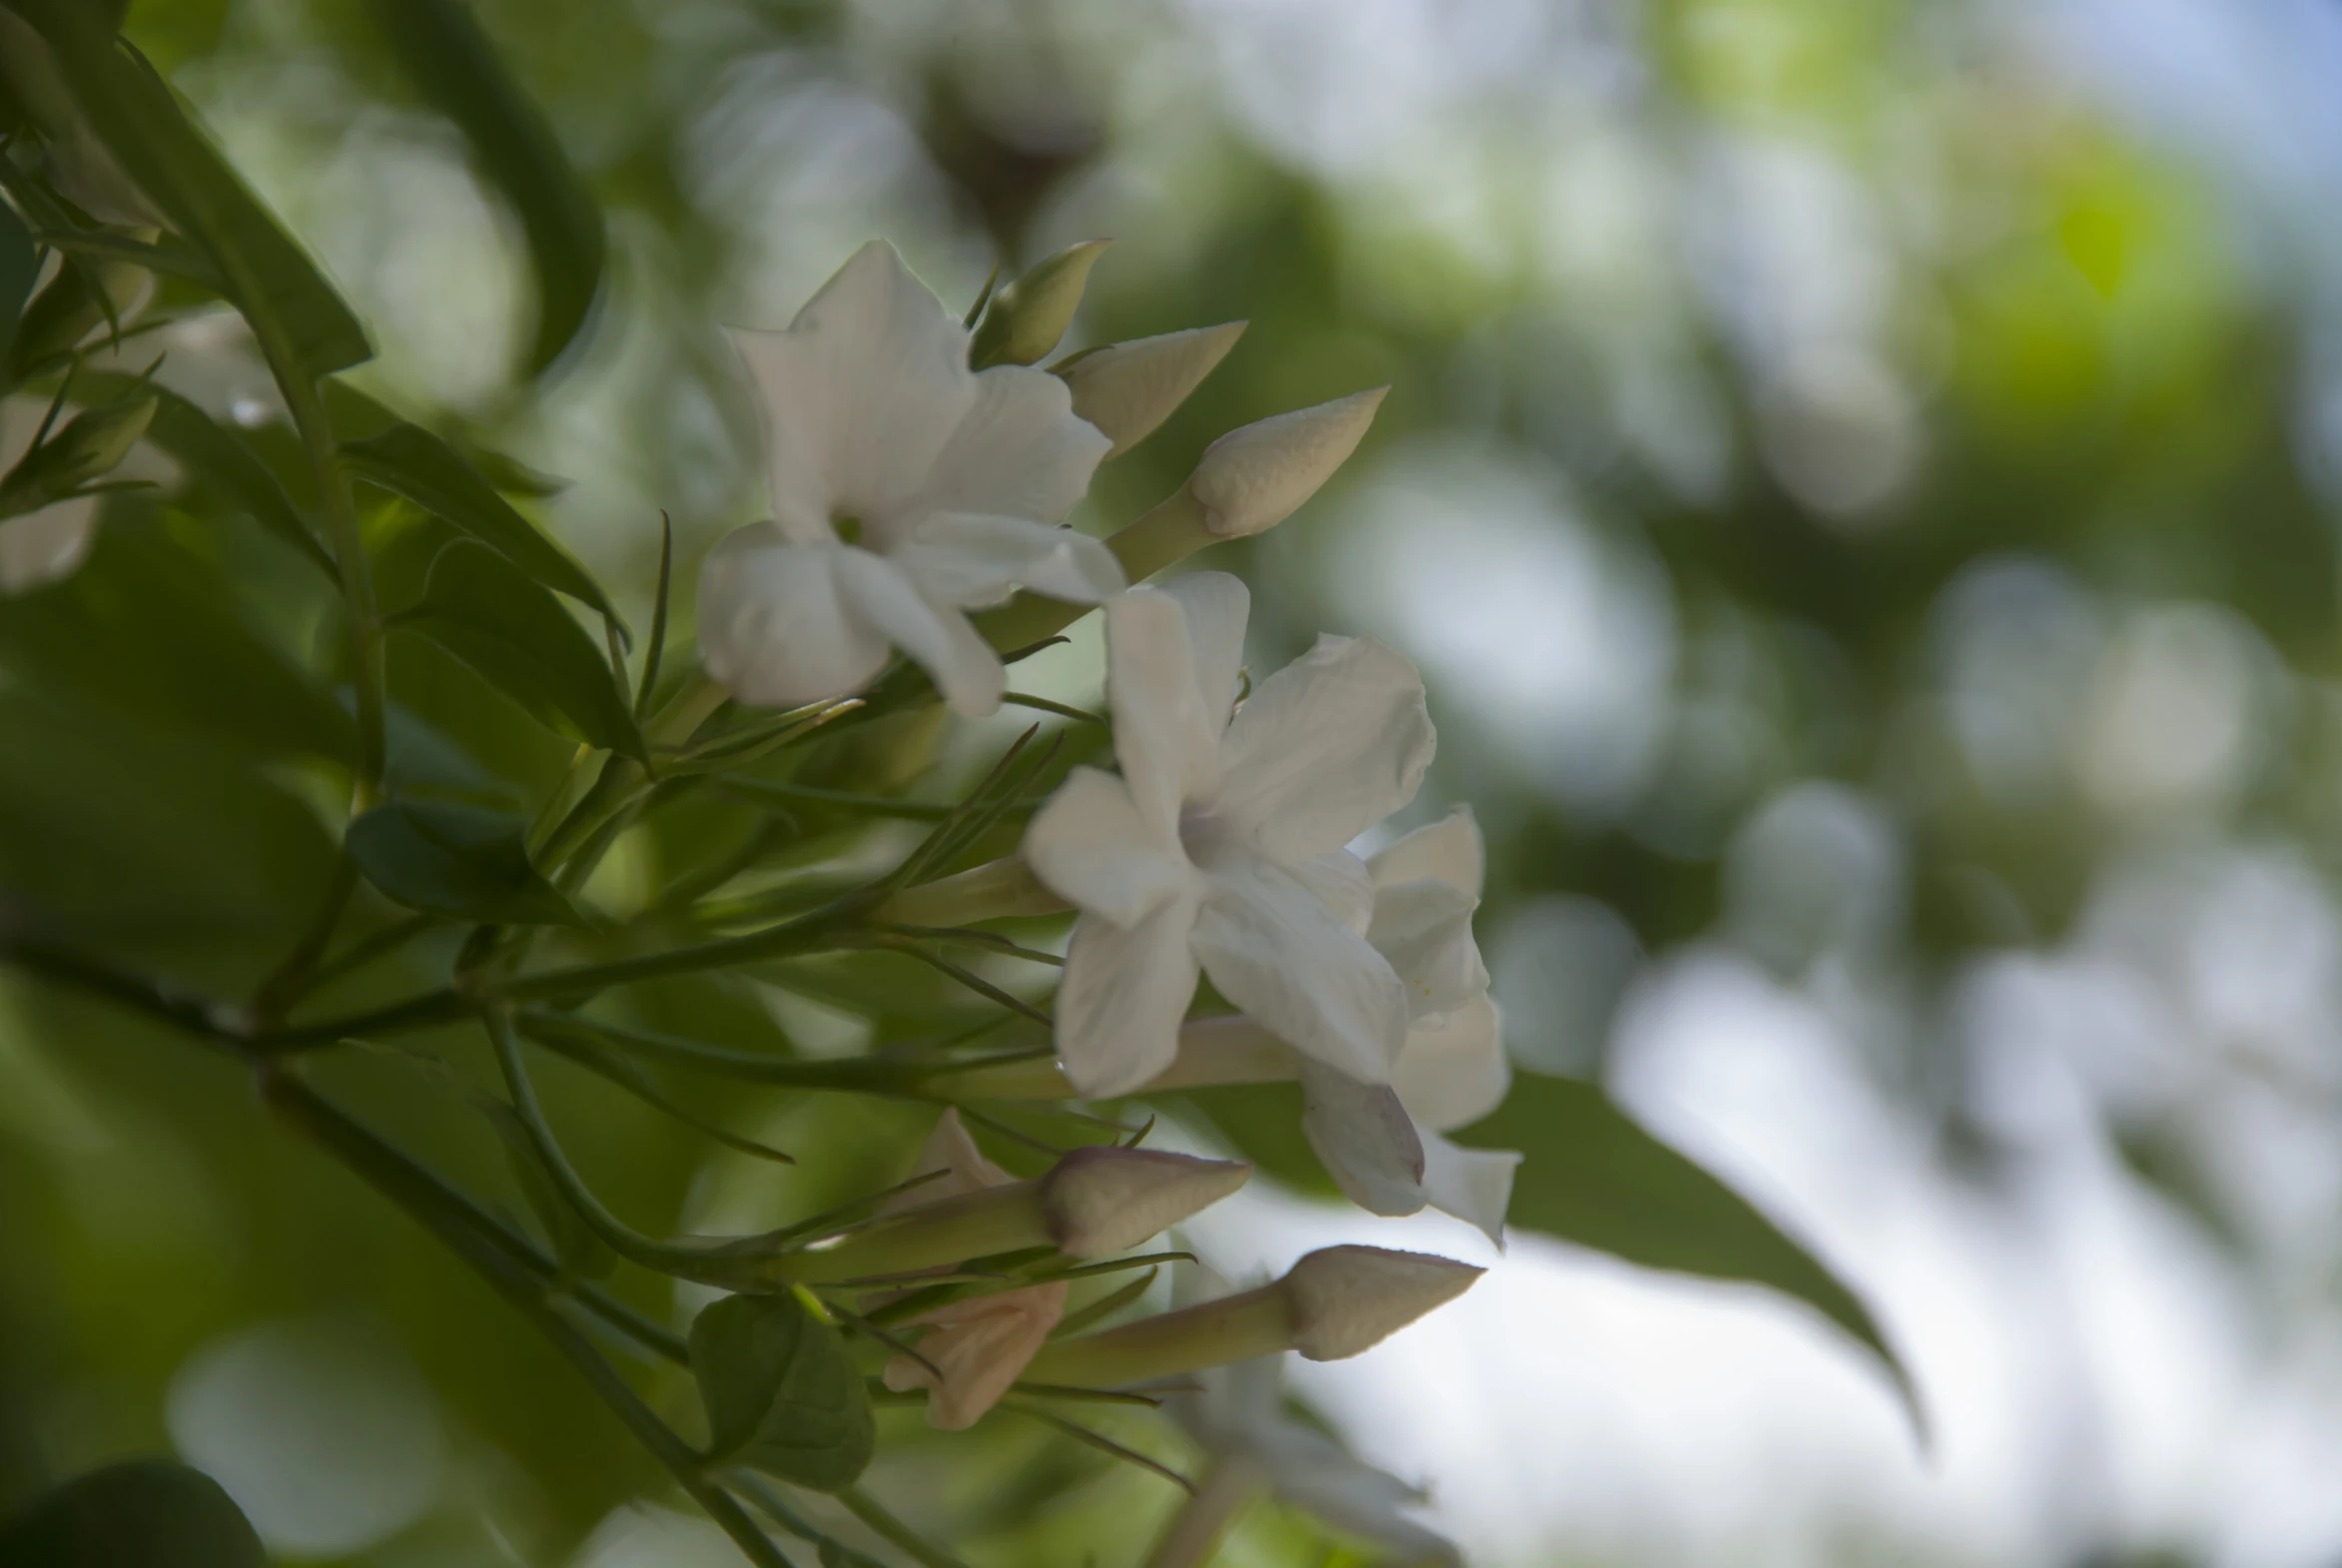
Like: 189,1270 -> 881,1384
971,239 -> 1112,370
2,393 -> 156,512
1041,1146 -> 1250,1258
1281,1244 -> 1480,1361
1063,322 -> 1247,458
1188,387 -> 1386,538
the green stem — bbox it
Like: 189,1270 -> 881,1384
275,355 -> 386,808
839,1486 -> 973,1568
250,853 -> 360,1022
259,1071 -> 793,1567
519,1012 -> 937,1096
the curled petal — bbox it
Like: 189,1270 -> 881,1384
1367,808 -> 1484,900
1390,997 -> 1508,1135
883,1280 -> 1069,1429
1298,1062 -> 1427,1217
832,546 -> 1003,716
896,511 -> 1125,607
1106,587 -> 1223,840
904,361 -> 1111,534
1192,854 -> 1410,1085
1216,634 -> 1434,863
697,528 -> 890,709
1418,1128 -> 1520,1247
1056,898 -> 1204,1098
729,242 -> 973,536
1367,877 -> 1487,1021
1024,766 -> 1195,929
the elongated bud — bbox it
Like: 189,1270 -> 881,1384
3,393 -> 156,514
1063,323 -> 1247,458
971,240 -> 1112,370
1281,1244 -> 1480,1360
1041,1147 -> 1250,1257
1023,1244 -> 1481,1387
772,1145 -> 1245,1283
1189,387 -> 1387,538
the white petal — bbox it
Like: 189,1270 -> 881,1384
895,511 -> 1125,608
1367,807 -> 1484,899
1367,877 -> 1487,1020
1216,633 -> 1434,863
0,497 -> 99,595
902,362 -> 1110,534
1063,322 -> 1247,459
898,1108 -> 1013,1202
1418,1128 -> 1520,1247
1391,996 -> 1508,1134
1023,765 -> 1195,928
1294,850 -> 1375,937
729,242 -> 973,537
1192,853 -> 1410,1085
832,546 -> 1004,716
1157,571 -> 1250,734
1106,586 -> 1222,840
1298,1061 -> 1426,1217
1055,898 -> 1203,1098
1252,1423 -> 1459,1564
696,527 -> 889,709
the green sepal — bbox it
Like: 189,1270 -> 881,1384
689,1290 -> 876,1491
389,538 -> 648,761
968,239 -> 1109,370
345,796 -> 582,927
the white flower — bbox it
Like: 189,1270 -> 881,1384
1023,573 -> 1436,1098
1296,811 -> 1522,1243
699,242 -> 1121,717
879,1111 -> 1068,1429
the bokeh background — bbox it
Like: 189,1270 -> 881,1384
12,0 -> 2342,1563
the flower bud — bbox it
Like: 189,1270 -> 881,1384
2,392 -> 156,514
970,239 -> 1112,370
1040,1146 -> 1250,1258
1063,322 -> 1246,458
1281,1244 -> 1480,1361
1188,387 -> 1387,538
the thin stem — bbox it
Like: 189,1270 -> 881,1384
283,912 -> 441,1006
839,1486 -> 974,1568
259,1072 -> 794,1567
519,1012 -> 936,1096
0,936 -> 240,1050
1001,691 -> 1105,725
250,853 -> 360,1021
728,1475 -> 886,1568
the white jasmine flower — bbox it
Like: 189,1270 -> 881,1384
1023,573 -> 1436,1098
1296,811 -> 1522,1243
700,242 -> 1121,716
880,1111 -> 1068,1429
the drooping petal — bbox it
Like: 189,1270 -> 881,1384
1367,877 -> 1487,1021
1024,765 -> 1195,928
1157,571 -> 1250,734
1390,997 -> 1508,1134
832,546 -> 1004,716
1055,898 -> 1203,1098
899,361 -> 1111,538
1418,1128 -> 1520,1247
0,497 -> 99,595
1298,1061 -> 1427,1217
1367,808 -> 1484,900
1191,853 -> 1410,1085
729,242 -> 974,537
697,527 -> 890,708
1215,634 -> 1434,863
895,511 -> 1125,608
1106,587 -> 1222,840
1293,850 -> 1375,937
882,1279 -> 1069,1429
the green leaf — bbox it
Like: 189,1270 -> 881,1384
390,539 -> 647,761
1457,1070 -> 1922,1428
365,0 -> 605,373
0,191 -> 35,370
689,1291 -> 876,1492
0,1460 -> 265,1568
341,420 -> 623,630
29,224 -> 225,291
346,797 -> 581,926
6,1 -> 370,377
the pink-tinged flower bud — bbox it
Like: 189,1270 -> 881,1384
1063,323 -> 1247,458
1188,387 -> 1387,538
1281,1244 -> 1481,1361
1041,1146 -> 1250,1258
